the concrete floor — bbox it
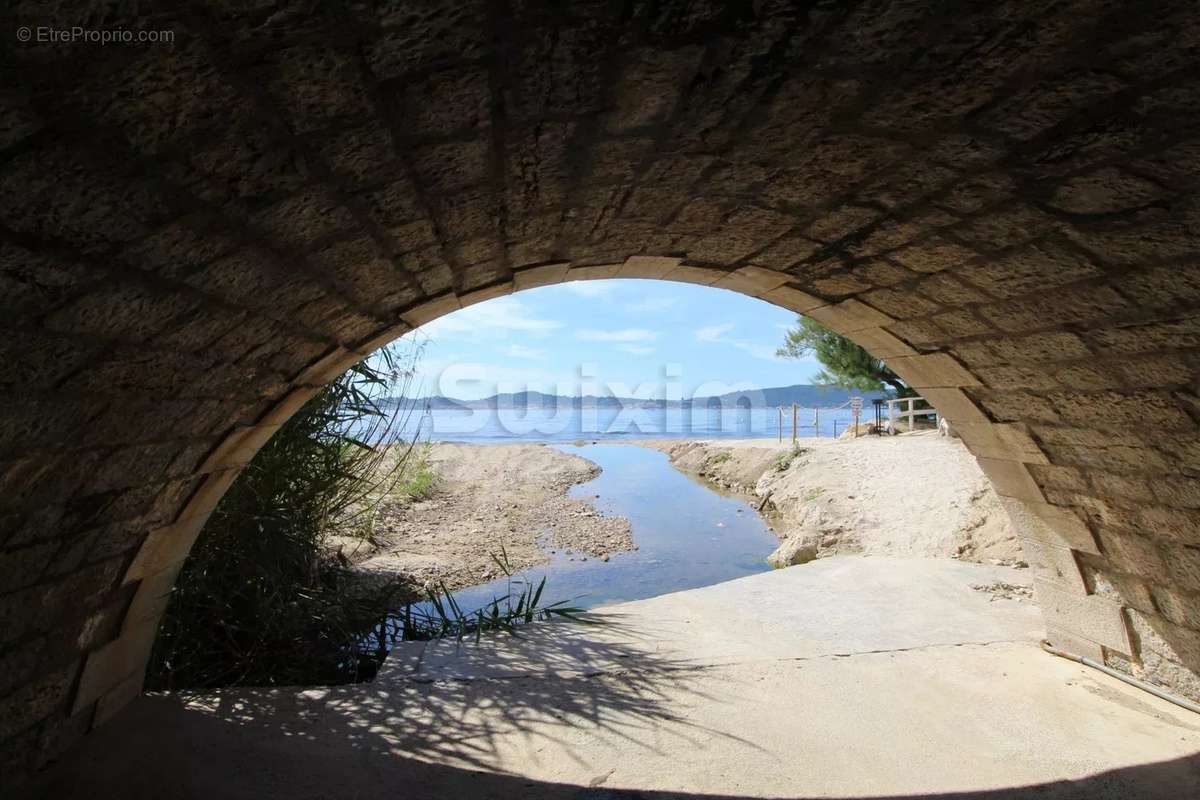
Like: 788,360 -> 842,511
30,558 -> 1200,799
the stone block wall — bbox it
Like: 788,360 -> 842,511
3,0 -> 1200,784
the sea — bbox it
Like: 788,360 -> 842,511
389,404 -> 864,443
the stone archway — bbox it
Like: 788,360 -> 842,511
3,0 -> 1200,781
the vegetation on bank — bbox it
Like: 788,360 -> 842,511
147,345 -> 586,691
392,446 -> 439,505
393,547 -> 590,643
774,444 -> 805,472
147,346 -> 427,689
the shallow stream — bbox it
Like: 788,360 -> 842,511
424,443 -> 779,613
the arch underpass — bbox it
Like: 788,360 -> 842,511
3,0 -> 1200,783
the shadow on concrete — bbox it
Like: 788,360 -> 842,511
26,681 -> 1200,800
25,623 -> 744,798
22,615 -> 1200,799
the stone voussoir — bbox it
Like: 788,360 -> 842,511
1034,576 -> 1133,656
806,299 -> 895,334
887,352 -> 982,389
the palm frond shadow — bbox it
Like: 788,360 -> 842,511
38,652 -> 1200,800
176,617 -> 754,776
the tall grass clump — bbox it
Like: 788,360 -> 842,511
379,546 -> 591,647
774,444 -> 805,472
392,444 -> 439,504
147,345 -> 426,690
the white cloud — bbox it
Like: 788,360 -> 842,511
503,344 -> 546,360
618,344 -> 656,356
694,322 -> 780,361
576,328 -> 659,343
729,340 -> 780,360
695,322 -> 736,342
561,281 -> 613,298
624,296 -> 677,313
416,297 -> 563,341
415,359 -> 578,401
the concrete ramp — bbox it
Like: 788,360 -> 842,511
379,556 -> 1045,682
31,557 -> 1200,800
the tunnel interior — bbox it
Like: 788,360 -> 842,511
3,0 -> 1200,783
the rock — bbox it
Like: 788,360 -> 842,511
767,529 -> 821,568
600,553 -> 609,562
838,422 -> 883,439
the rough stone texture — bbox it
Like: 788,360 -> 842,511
3,0 -> 1200,785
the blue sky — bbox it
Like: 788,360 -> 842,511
396,279 -> 824,401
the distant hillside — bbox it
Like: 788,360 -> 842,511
392,384 -> 890,410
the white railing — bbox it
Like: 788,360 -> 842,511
885,396 -> 939,434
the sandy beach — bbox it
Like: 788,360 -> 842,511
635,431 -> 1022,568
334,433 -> 1022,599
337,443 -> 634,592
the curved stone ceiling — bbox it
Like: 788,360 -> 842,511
2,0 -> 1200,782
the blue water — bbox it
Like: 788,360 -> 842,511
391,404 -> 859,443
407,443 -> 779,615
